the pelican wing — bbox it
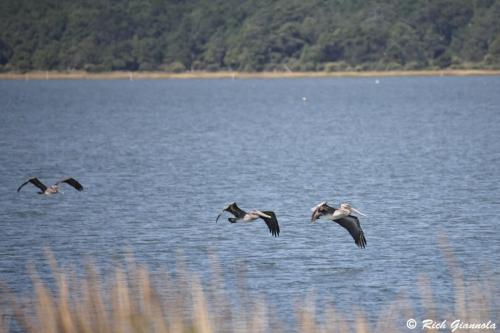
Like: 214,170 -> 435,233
334,215 -> 367,248
251,210 -> 271,219
17,177 -> 47,192
310,202 -> 336,223
56,178 -> 83,191
258,211 -> 280,237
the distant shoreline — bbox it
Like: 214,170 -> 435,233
1,69 -> 500,80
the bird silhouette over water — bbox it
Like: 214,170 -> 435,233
17,177 -> 83,195
310,201 -> 367,248
216,202 -> 280,237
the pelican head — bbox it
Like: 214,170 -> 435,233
223,202 -> 236,211
311,201 -> 327,212
216,202 -> 236,223
340,203 -> 351,209
47,185 -> 59,193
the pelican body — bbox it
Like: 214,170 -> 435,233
311,201 -> 367,248
216,202 -> 280,237
17,177 -> 83,195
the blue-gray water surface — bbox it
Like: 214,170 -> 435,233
0,77 -> 499,328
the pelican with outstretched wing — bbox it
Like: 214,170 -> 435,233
216,202 -> 280,237
311,201 -> 367,248
17,177 -> 83,195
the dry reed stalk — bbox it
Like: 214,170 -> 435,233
353,309 -> 368,333
136,266 -> 169,333
373,299 -> 399,333
55,273 -> 75,332
81,264 -> 111,333
192,277 -> 212,333
0,312 -> 7,333
248,300 -> 268,333
32,274 -> 58,333
297,292 -> 317,333
439,236 -> 468,322
111,268 -> 131,333
417,275 -> 437,321
1,283 -> 33,333
207,253 -> 232,331
0,245 -> 497,333
324,305 -> 350,333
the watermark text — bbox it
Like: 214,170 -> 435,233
406,318 -> 496,332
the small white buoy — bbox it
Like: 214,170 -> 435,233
375,79 -> 380,84
302,96 -> 307,101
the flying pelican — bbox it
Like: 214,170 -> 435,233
310,201 -> 367,248
17,177 -> 83,195
216,202 -> 280,237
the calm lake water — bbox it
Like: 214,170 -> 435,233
0,77 -> 499,328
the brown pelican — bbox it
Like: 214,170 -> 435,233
216,202 -> 280,237
17,177 -> 83,195
310,201 -> 367,248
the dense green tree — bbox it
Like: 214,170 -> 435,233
0,0 -> 498,71
0,39 -> 13,66
385,22 -> 424,66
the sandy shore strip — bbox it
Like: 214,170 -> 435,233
1,69 -> 499,80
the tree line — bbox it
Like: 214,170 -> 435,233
0,0 -> 499,72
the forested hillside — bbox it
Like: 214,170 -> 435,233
1,0 -> 499,72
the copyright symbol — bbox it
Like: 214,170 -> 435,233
407,318 -> 417,329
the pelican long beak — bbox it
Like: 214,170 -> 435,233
351,207 -> 367,217
215,212 -> 223,223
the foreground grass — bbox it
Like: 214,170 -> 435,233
1,69 -> 500,80
0,246 -> 497,333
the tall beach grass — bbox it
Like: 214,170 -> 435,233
0,242 -> 497,333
